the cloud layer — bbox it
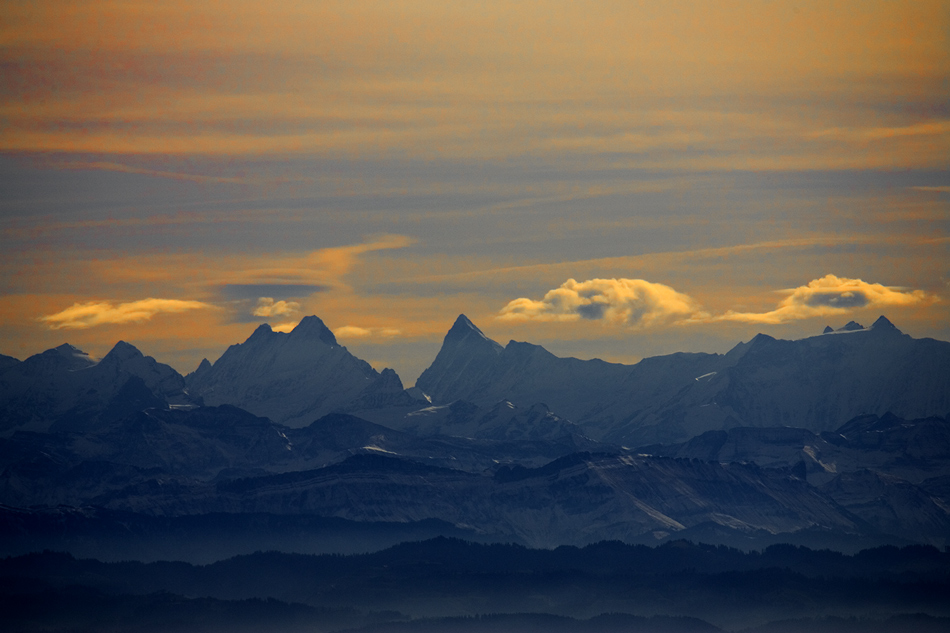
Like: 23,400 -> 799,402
499,274 -> 933,330
498,278 -> 703,328
334,325 -> 402,340
2,2 -> 946,169
716,275 -> 932,324
39,298 -> 212,330
252,297 -> 300,318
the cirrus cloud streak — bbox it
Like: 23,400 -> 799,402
39,298 -> 213,330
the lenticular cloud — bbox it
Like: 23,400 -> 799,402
39,298 -> 212,330
716,274 -> 931,324
497,278 -> 703,328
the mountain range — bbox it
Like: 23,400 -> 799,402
417,315 -> 950,445
1,313 -> 949,558
185,315 -> 423,427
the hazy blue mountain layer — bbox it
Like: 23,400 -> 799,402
1,314 -> 948,555
3,540 -> 950,632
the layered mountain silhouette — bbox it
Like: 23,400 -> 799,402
185,316 -> 422,427
418,315 -> 950,445
0,340 -> 193,434
1,313 -> 948,557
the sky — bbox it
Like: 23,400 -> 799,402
1,0 -> 948,385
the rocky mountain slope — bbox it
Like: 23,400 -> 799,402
0,341 -> 193,434
1,313 -> 948,555
51,451 -> 861,549
636,413 -> 950,543
417,315 -> 950,445
186,316 -> 422,427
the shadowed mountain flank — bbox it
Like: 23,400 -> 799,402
416,316 -> 950,445
186,316 -> 414,427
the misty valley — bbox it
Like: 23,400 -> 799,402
2,314 -> 950,632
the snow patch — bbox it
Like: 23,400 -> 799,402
407,405 -> 450,417
362,445 -> 398,455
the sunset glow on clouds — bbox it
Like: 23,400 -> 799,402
252,298 -> 300,318
715,276 -> 934,325
497,275 -> 935,330
334,326 -> 403,340
0,1 -> 947,380
39,299 -> 213,330
498,279 -> 705,328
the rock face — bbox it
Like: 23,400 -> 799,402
379,399 -> 586,442
415,315 -> 950,445
186,316 -> 405,427
640,413 -> 950,486
415,315 -> 505,402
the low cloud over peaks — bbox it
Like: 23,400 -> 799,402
716,274 -> 932,324
252,297 -> 300,318
498,278 -> 704,328
39,298 -> 212,330
497,274 -> 934,331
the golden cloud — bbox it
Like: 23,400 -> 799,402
333,325 -> 402,340
715,275 -> 932,324
252,297 -> 300,318
498,278 -> 704,328
39,298 -> 213,330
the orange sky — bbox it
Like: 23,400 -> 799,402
1,1 -> 947,381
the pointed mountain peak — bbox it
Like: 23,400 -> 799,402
445,314 -> 500,349
185,357 -> 213,384
364,367 -> 405,394
290,315 -> 337,346
246,322 -> 274,342
448,314 -> 480,335
837,321 -> 865,332
823,326 -> 834,334
54,343 -> 86,355
748,333 -> 776,345
102,340 -> 144,362
870,315 -> 900,333
415,316 -> 503,399
379,367 -> 400,380
46,344 -> 96,370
